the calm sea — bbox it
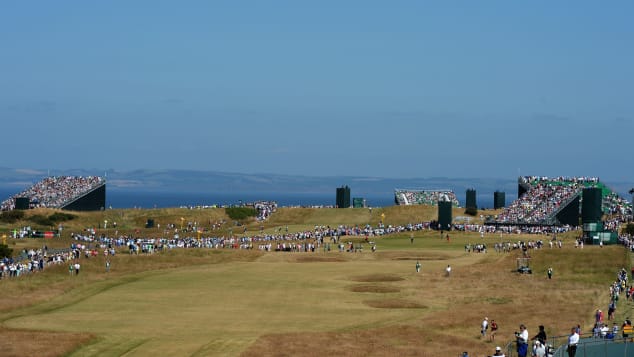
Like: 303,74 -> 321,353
0,187 -> 497,209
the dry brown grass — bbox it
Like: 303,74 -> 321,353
363,299 -> 427,309
350,274 -> 405,282
241,325 -> 472,357
0,327 -> 93,357
0,207 -> 628,357
349,284 -> 401,293
0,243 -> 626,357
378,250 -> 452,261
294,256 -> 348,263
243,246 -> 627,357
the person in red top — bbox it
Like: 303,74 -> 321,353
490,319 -> 499,341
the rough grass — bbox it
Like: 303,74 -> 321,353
350,274 -> 405,282
349,284 -> 401,293
0,327 -> 93,357
294,256 -> 347,263
363,299 -> 427,309
0,207 -> 629,357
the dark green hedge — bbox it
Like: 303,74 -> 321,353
225,207 -> 257,220
0,210 -> 25,223
0,244 -> 12,259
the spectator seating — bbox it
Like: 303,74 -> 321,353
394,189 -> 460,206
1,176 -> 105,211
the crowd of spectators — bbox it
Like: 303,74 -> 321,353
394,189 -> 459,206
589,267 -> 631,341
496,177 -> 605,225
520,176 -> 600,185
1,176 -> 104,211
454,223 -> 574,235
252,201 -> 277,220
603,193 -> 632,217
0,212 -> 590,280
1,246 -> 70,278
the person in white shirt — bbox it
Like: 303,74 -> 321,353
481,317 -> 488,338
600,323 -> 609,338
517,324 -> 529,357
533,340 -> 546,357
567,327 -> 580,357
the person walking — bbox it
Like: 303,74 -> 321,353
105,259 -> 110,273
547,267 -> 553,279
490,319 -> 498,341
415,260 -> 421,273
445,264 -> 451,277
481,317 -> 489,339
567,326 -> 579,357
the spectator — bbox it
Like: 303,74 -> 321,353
567,326 -> 579,357
532,325 -> 547,345
517,324 -> 529,357
533,340 -> 545,357
490,319 -> 498,342
481,317 -> 488,339
493,346 -> 505,356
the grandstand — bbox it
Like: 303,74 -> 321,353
490,176 -> 631,226
1,176 -> 106,212
394,189 -> 460,207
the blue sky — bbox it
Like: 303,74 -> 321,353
1,1 -> 633,181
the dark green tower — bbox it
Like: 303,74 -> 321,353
336,185 -> 351,208
494,191 -> 505,209
465,189 -> 477,210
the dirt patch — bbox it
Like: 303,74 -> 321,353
295,256 -> 347,263
348,284 -> 401,293
363,299 -> 427,309
350,274 -> 404,282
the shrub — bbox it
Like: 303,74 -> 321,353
225,207 -> 257,221
622,223 -> 634,236
49,212 -> 77,222
0,244 -> 12,259
464,206 -> 478,216
0,210 -> 25,223
29,214 -> 54,227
